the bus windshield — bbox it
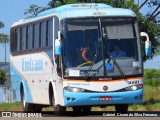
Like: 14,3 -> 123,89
62,17 -> 142,78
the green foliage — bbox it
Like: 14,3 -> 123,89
24,5 -> 47,18
0,21 -> 4,28
0,33 -> 9,43
0,69 -> 6,85
144,69 -> 160,91
0,21 -> 9,43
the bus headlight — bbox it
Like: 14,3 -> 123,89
125,84 -> 143,91
64,87 -> 85,92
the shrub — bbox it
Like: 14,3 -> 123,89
144,69 -> 160,92
0,69 -> 6,85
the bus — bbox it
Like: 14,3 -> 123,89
10,3 -> 152,114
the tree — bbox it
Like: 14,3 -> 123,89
24,0 -> 160,61
0,20 -> 9,72
0,21 -> 9,43
24,5 -> 47,18
0,21 -> 4,28
0,69 -> 6,85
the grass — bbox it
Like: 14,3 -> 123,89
0,85 -> 160,111
0,102 -> 22,111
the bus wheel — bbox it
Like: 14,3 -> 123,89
54,105 -> 66,116
82,106 -> 91,113
72,106 -> 82,113
115,104 -> 128,113
32,104 -> 42,113
21,89 -> 32,112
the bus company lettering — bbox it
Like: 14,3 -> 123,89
22,58 -> 43,72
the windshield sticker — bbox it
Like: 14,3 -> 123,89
133,61 -> 140,68
68,82 -> 90,86
69,70 -> 80,76
80,70 -> 99,74
106,63 -> 113,71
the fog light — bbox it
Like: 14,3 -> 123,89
66,97 -> 70,101
139,95 -> 143,99
72,98 -> 76,101
134,96 -> 138,99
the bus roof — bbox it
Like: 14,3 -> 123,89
12,3 -> 136,27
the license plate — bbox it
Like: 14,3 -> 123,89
99,96 -> 112,101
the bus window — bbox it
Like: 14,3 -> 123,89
39,23 -> 42,48
22,27 -> 26,51
28,25 -> 33,50
32,24 -> 35,49
34,23 -> 40,49
46,21 -> 49,47
11,29 -> 17,52
48,20 -> 53,47
26,26 -> 29,50
41,22 -> 46,48
17,28 -> 21,51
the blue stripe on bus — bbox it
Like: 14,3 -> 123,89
63,89 -> 143,106
10,63 -> 33,103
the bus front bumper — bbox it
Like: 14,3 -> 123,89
63,89 -> 143,106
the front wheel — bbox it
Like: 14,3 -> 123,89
54,105 -> 66,116
115,104 -> 128,113
82,106 -> 91,113
73,106 -> 91,114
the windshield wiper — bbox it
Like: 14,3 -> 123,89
106,52 -> 125,79
84,52 -> 99,79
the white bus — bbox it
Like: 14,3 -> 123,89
10,3 -> 151,115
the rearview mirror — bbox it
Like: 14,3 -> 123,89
55,31 -> 62,55
140,32 -> 152,57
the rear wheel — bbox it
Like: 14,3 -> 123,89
115,104 -> 128,113
21,89 -> 32,112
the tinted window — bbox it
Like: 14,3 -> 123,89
34,23 -> 39,49
22,27 -> 26,50
26,26 -> 29,50
48,20 -> 53,47
41,22 -> 46,48
28,25 -> 33,49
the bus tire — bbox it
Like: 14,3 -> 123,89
115,104 -> 128,113
54,105 -> 66,116
32,104 -> 42,113
82,106 -> 91,113
73,106 -> 91,114
21,89 -> 32,112
72,106 -> 81,113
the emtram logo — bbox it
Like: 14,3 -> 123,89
103,86 -> 108,91
2,112 -> 12,117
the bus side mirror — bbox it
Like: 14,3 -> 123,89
140,32 -> 152,57
55,31 -> 62,55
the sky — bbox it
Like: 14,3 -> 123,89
0,0 -> 50,34
0,0 -> 50,62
